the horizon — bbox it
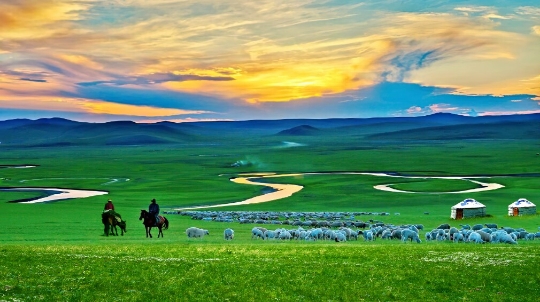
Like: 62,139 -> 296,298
1,111 -> 537,125
1,1 -> 539,123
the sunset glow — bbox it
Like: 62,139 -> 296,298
1,1 -> 539,122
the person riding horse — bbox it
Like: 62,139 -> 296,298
148,198 -> 160,226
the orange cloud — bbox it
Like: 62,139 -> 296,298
0,95 -> 209,117
0,0 -> 87,41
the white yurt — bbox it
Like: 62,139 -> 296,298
508,198 -> 536,216
451,198 -> 486,220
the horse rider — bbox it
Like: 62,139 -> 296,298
149,198 -> 160,226
104,199 -> 115,211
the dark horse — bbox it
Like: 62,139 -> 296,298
139,209 -> 169,238
102,210 -> 127,236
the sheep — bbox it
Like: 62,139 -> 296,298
415,224 -> 424,231
224,228 -> 234,240
391,229 -> 403,240
471,224 -> 483,231
459,224 -> 471,230
479,228 -> 493,234
186,227 -> 209,238
490,230 -> 508,243
497,233 -> 518,245
264,230 -> 276,240
476,230 -> 492,243
435,229 -> 446,241
468,232 -> 483,244
510,233 -> 518,241
436,223 -> 450,230
484,223 -> 498,229
381,229 -> 392,240
453,233 -> 464,243
325,230 -> 337,241
501,227 -> 515,234
334,232 -> 347,242
525,233 -> 535,241
409,225 -> 419,234
448,227 -> 459,240
401,229 -> 421,243
251,227 -> 264,239
338,227 -> 352,240
279,230 -> 292,240
363,230 -> 374,241
309,228 -> 324,241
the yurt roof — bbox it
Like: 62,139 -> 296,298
452,198 -> 486,209
509,198 -> 536,207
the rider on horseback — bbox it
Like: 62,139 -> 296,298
148,198 -> 160,226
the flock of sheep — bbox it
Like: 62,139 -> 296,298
181,211 -> 540,244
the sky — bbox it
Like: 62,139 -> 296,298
1,0 -> 539,122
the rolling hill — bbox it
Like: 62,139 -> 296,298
0,113 -> 538,146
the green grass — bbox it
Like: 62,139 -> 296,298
390,178 -> 482,192
1,242 -> 539,301
0,136 -> 539,301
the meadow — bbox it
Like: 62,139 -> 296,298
1,123 -> 540,301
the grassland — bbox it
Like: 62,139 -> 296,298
1,119 -> 540,301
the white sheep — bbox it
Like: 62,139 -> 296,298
401,229 -> 421,243
279,230 -> 292,240
186,227 -> 209,238
334,232 -> 347,242
409,225 -> 419,234
251,227 -> 264,239
381,229 -> 392,240
453,233 -> 464,243
264,230 -> 276,240
224,228 -> 234,240
525,233 -> 535,241
363,230 -> 374,241
468,232 -> 483,244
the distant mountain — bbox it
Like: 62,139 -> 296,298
0,113 -> 538,146
367,121 -> 540,140
277,125 -> 321,136
0,119 -> 193,146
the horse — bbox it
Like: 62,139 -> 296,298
139,209 -> 169,238
102,210 -> 127,236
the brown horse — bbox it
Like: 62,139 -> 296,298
139,209 -> 169,238
102,210 -> 127,236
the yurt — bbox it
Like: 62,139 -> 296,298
508,198 -> 536,216
451,198 -> 486,220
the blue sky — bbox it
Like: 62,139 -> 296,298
0,0 -> 539,122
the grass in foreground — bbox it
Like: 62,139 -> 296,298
1,243 -> 539,302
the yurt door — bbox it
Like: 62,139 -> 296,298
513,207 -> 519,216
456,209 -> 463,219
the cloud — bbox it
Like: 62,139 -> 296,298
0,0 -> 88,44
0,1 -> 538,122
0,94 -> 212,117
77,72 -> 234,86
533,26 -> 540,36
516,6 -> 540,16
19,78 -> 47,83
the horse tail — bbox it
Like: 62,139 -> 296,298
163,217 -> 169,230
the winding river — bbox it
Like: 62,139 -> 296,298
0,165 -> 507,206
174,172 -> 505,210
1,165 -> 109,203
